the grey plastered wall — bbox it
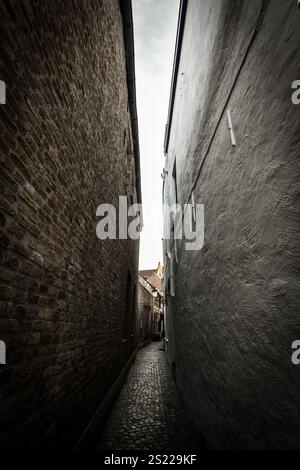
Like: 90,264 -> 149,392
165,0 -> 300,449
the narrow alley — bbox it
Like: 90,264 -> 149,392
98,342 -> 201,451
0,0 -> 300,453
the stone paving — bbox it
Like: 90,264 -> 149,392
98,342 -> 202,451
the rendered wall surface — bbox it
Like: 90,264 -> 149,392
164,0 -> 300,449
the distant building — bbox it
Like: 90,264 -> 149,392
140,262 -> 164,294
138,264 -> 164,346
163,0 -> 300,450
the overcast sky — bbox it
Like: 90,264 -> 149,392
133,0 -> 180,270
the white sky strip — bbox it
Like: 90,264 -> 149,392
133,0 -> 180,269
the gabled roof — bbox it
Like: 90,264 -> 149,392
138,275 -> 158,297
146,273 -> 163,294
139,266 -> 164,295
139,269 -> 157,279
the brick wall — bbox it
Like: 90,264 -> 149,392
0,0 -> 140,448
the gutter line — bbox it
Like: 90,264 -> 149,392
120,0 -> 142,207
164,0 -> 188,155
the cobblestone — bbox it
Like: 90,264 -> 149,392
99,342 -> 202,451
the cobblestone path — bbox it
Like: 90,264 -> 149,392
98,342 -> 202,451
